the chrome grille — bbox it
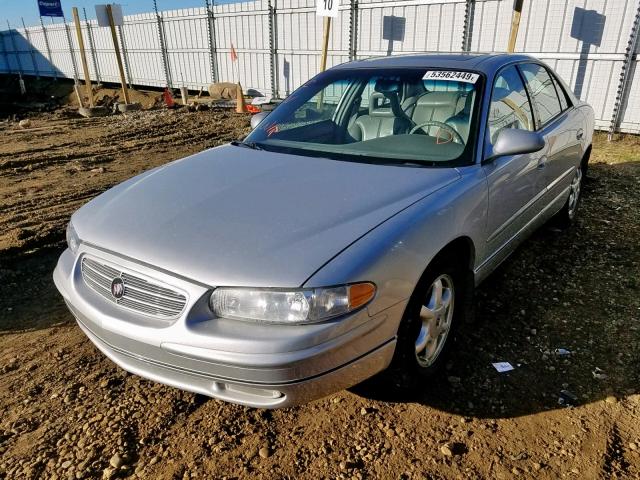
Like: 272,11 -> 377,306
81,257 -> 187,319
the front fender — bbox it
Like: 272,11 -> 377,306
304,165 -> 488,324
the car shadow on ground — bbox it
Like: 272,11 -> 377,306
2,162 -> 638,420
354,162 -> 640,418
0,247 -> 72,334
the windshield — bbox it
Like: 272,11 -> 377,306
244,67 -> 483,166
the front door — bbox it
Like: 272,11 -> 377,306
481,64 -> 545,268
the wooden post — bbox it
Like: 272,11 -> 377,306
319,17 -> 331,73
106,4 -> 130,104
507,0 -> 524,52
74,83 -> 85,108
317,17 -> 332,109
72,7 -> 94,108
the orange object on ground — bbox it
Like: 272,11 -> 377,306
246,104 -> 260,114
162,87 -> 175,108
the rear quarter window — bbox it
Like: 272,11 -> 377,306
550,74 -> 570,111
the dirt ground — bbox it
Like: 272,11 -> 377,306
0,102 -> 639,480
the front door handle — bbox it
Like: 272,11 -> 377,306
576,128 -> 584,140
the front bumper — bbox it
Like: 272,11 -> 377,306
53,246 -> 401,408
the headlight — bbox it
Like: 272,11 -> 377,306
66,221 -> 80,254
209,283 -> 376,324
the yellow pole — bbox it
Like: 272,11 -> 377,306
507,0 -> 524,53
317,17 -> 332,109
320,17 -> 331,72
72,7 -> 94,107
106,4 -> 130,104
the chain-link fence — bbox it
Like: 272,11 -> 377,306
1,0 -> 639,133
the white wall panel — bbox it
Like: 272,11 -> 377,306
0,0 -> 639,133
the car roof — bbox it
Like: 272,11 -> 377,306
332,53 -> 536,74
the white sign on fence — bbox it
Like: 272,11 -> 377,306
95,4 -> 124,27
316,0 -> 338,17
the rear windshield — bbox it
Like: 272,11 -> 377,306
243,67 -> 483,167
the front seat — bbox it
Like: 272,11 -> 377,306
349,92 -> 412,141
444,91 -> 475,142
411,91 -> 465,127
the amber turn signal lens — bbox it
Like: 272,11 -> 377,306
348,283 -> 376,309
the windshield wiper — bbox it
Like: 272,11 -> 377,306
379,159 -> 432,168
231,140 -> 264,150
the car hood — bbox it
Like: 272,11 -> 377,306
73,145 -> 460,287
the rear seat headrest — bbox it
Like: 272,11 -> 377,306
416,91 -> 463,106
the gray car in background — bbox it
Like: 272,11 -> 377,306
54,54 -> 594,408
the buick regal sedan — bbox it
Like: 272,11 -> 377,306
54,54 -> 594,408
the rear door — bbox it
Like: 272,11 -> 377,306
482,65 -> 544,260
518,63 -> 583,202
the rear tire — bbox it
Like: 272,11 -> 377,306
553,163 -> 584,229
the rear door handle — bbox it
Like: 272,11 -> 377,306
576,129 -> 584,140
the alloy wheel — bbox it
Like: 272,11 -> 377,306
567,167 -> 583,219
414,274 -> 455,368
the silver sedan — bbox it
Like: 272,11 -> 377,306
54,54 -> 594,408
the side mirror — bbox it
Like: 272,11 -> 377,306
250,111 -> 270,130
487,129 -> 545,161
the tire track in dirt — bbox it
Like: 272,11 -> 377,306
601,422 -> 629,478
0,108 -> 250,256
1,119 -> 639,479
599,400 -> 640,478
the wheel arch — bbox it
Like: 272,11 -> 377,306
428,236 -> 476,274
408,235 -> 476,318
581,143 -> 592,176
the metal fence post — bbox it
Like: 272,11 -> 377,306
83,8 -> 101,85
21,17 -> 39,77
6,22 -> 24,75
462,0 -> 475,52
62,15 -> 80,81
117,25 -> 134,87
153,0 -> 172,88
205,0 -> 218,84
608,2 -> 640,140
40,16 -> 56,79
268,0 -> 278,97
348,0 -> 359,61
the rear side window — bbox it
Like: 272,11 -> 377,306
487,65 -> 535,144
550,74 -> 569,111
519,63 -> 562,127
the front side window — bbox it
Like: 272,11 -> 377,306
244,68 -> 483,166
487,65 -> 534,144
519,63 -> 563,127
271,80 -> 348,134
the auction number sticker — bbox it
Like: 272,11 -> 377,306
423,70 -> 479,83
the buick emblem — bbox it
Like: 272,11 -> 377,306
110,277 -> 125,299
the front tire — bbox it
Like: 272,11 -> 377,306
384,256 -> 471,390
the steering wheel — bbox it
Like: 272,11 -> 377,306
409,120 -> 465,145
